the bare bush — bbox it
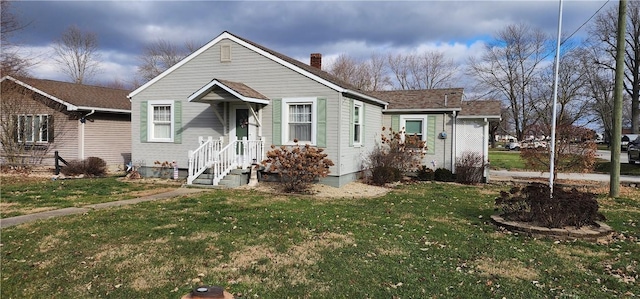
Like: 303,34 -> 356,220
262,141 -> 334,193
455,151 -> 486,184
363,127 -> 426,185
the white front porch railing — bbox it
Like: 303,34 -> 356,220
187,137 -> 223,185
187,136 -> 265,185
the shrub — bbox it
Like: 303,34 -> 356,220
60,157 -> 107,177
363,127 -> 426,185
262,141 -> 334,193
434,168 -> 454,182
520,124 -> 597,178
370,166 -> 402,186
455,151 -> 486,184
495,183 -> 606,228
153,160 -> 173,178
416,165 -> 434,181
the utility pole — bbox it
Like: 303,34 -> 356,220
610,0 -> 627,198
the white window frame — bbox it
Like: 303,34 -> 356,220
353,100 -> 364,147
17,114 -> 49,143
147,100 -> 174,143
282,97 -> 317,145
401,115 -> 427,142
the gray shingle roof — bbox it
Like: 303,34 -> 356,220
369,88 -> 465,110
216,79 -> 269,100
5,76 -> 131,111
459,100 -> 501,118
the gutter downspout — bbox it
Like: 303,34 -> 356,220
79,110 -> 95,160
451,111 -> 457,172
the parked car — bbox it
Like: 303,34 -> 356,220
622,134 -> 640,151
506,141 -> 521,151
628,136 -> 640,164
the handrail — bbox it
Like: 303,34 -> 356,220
188,137 -> 264,186
187,137 -> 222,184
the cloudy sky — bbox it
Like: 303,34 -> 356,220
7,0 -> 612,88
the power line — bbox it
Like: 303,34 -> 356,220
560,0 -> 611,46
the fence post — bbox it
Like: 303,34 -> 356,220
55,151 -> 60,175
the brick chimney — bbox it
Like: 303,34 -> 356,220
310,53 -> 322,69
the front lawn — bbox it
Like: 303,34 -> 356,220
2,181 -> 638,298
0,176 -> 178,218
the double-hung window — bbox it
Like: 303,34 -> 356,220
404,119 -> 423,140
282,98 -> 316,144
353,100 -> 363,146
18,114 -> 49,143
148,100 -> 174,142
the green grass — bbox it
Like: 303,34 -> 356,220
0,176 -> 178,218
488,151 -> 527,170
1,181 -> 639,298
489,150 -> 640,175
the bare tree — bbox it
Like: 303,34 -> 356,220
467,23 -> 551,141
387,53 -> 412,90
590,1 -> 640,133
410,51 -> 459,89
137,39 -> 199,81
328,53 -> 391,91
52,25 -> 101,84
531,47 -> 590,135
1,0 -> 34,77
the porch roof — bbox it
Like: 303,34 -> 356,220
188,79 -> 270,105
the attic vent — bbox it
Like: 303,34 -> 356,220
221,44 -> 231,62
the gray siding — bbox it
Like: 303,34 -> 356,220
337,96 -> 384,181
132,38 -> 340,171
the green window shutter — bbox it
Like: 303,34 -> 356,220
361,104 -> 366,146
391,115 -> 400,133
317,98 -> 327,147
272,99 -> 282,146
427,115 -> 437,154
173,101 -> 182,144
140,101 -> 148,143
349,98 -> 354,147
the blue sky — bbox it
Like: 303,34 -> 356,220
8,0 -> 612,87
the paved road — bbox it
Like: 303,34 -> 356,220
490,169 -> 640,183
596,149 -> 628,163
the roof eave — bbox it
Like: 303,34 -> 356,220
458,115 -> 501,120
344,89 -> 388,107
384,108 -> 462,113
73,106 -> 131,114
188,79 -> 270,105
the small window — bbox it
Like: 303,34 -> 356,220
148,100 -> 174,142
405,119 -> 423,140
17,114 -> 49,143
353,101 -> 363,145
221,44 -> 231,62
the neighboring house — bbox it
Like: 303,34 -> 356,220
128,31 -> 500,187
0,76 -> 131,170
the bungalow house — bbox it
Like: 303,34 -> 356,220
0,76 -> 131,171
128,31 -> 500,187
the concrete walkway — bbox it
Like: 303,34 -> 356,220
0,187 -> 207,229
490,169 -> 640,184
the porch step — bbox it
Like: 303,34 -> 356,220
190,168 -> 250,188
